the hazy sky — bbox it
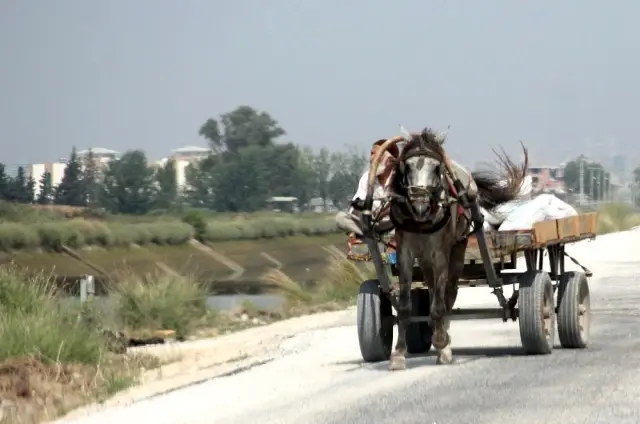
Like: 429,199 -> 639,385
1,0 -> 639,169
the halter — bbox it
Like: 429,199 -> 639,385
390,145 -> 465,234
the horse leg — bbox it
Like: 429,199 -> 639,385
389,233 -> 413,371
436,240 -> 467,364
430,272 -> 450,345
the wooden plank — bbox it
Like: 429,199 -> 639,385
579,212 -> 598,235
533,219 -> 559,245
557,216 -> 580,239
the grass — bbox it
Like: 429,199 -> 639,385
0,201 -> 341,251
595,202 -> 640,234
0,265 -> 157,423
111,272 -> 212,340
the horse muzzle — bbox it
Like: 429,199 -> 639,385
407,187 -> 431,221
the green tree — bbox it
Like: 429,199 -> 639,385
55,147 -> 85,206
328,147 -> 368,209
199,106 -> 286,153
81,150 -> 101,207
563,157 -> 609,201
153,159 -> 179,210
37,171 -> 54,205
100,150 -> 156,214
5,166 -> 33,203
634,165 -> 640,183
183,155 -> 218,209
311,148 -> 332,209
211,145 -> 271,212
0,164 -> 8,200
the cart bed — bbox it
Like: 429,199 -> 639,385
347,212 -> 598,263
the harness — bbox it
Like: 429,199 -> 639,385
389,146 -> 471,236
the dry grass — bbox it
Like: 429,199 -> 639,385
596,203 -> 640,234
261,249 -> 375,312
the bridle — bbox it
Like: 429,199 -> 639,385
396,147 -> 449,219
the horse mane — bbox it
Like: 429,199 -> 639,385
395,128 -> 446,166
471,142 -> 529,210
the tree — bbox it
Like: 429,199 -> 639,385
199,106 -> 286,153
328,147 -> 368,209
211,145 -> 271,212
198,119 -> 222,153
4,166 -> 33,203
634,165 -> 640,184
81,149 -> 101,207
37,171 -> 54,205
0,164 -> 8,200
100,150 -> 156,215
563,157 -> 609,201
55,147 -> 85,206
153,159 -> 178,210
311,148 -> 332,208
183,155 -> 218,209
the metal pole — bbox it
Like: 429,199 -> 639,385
579,159 -> 584,205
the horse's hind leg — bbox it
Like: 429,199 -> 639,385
389,233 -> 413,371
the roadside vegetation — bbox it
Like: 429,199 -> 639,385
0,202 -> 339,252
0,247 -> 372,423
594,202 -> 640,234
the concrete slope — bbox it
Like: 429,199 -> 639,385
54,231 -> 640,424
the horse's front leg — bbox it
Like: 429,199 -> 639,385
436,239 -> 468,365
389,232 -> 414,371
427,262 -> 453,365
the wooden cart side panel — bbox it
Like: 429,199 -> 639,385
532,220 -> 559,245
346,213 -> 598,263
533,212 -> 598,246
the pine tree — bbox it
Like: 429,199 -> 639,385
54,147 -> 85,206
81,149 -> 100,207
0,164 -> 8,201
37,171 -> 54,204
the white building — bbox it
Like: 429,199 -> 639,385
28,145 -> 211,197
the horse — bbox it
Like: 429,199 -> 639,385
365,128 -> 528,370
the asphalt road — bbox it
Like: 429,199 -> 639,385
58,231 -> 640,424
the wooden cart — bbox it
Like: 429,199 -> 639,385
347,212 -> 597,362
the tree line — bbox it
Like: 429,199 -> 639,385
0,106 -> 368,214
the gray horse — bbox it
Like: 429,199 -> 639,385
368,129 -> 528,370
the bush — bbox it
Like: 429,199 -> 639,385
111,273 -> 210,339
204,213 -> 339,242
596,203 -> 640,234
0,265 -> 104,365
0,220 -> 195,251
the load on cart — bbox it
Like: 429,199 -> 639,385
340,128 -> 594,371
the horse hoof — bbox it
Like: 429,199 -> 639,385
436,347 -> 453,365
432,331 -> 451,350
389,355 -> 406,371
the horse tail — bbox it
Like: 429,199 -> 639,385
471,142 -> 529,211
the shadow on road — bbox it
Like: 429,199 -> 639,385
333,345 -> 525,372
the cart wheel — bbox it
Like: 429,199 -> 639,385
357,279 -> 393,362
518,271 -> 555,355
407,289 -> 433,354
557,271 -> 590,349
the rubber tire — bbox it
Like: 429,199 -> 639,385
518,271 -> 556,355
407,289 -> 433,354
557,271 -> 590,349
357,279 -> 394,362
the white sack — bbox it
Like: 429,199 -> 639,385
498,194 -> 577,231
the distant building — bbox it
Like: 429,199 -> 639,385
27,145 -> 212,194
528,165 -> 567,195
611,154 -> 626,180
77,147 -> 120,167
